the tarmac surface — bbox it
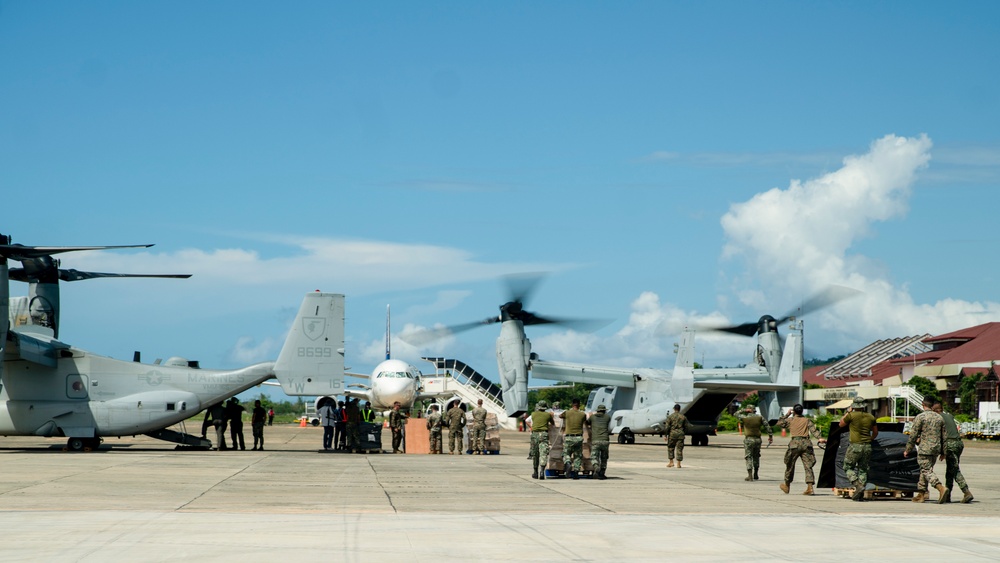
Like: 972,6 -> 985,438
2,424 -> 999,562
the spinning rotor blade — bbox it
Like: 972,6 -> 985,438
705,285 -> 861,337
59,270 -> 192,282
403,272 -> 610,346
0,243 -> 153,261
712,321 -> 761,338
503,272 -> 546,307
401,317 -> 499,346
774,285 -> 861,325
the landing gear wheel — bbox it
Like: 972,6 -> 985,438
67,437 -> 85,452
692,434 -> 709,446
84,437 -> 101,451
618,428 -> 635,444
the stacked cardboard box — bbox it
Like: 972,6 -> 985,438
546,410 -> 593,474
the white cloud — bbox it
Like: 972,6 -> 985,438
537,134 -> 1000,370
66,236 -> 557,302
717,133 -> 1000,344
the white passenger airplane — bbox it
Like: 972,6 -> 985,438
340,306 -> 452,410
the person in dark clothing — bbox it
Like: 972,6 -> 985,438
226,397 -> 246,451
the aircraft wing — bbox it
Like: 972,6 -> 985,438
345,371 -> 371,380
529,359 -> 640,387
6,328 -> 70,367
694,380 -> 800,393
343,385 -> 373,403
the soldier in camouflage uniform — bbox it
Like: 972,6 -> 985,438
587,404 -> 612,480
776,404 -> 825,495
388,401 -> 408,454
737,405 -> 772,481
932,402 -> 973,503
445,401 -> 466,455
426,404 -> 443,454
839,397 -> 878,501
560,399 -> 587,479
903,398 -> 948,503
904,398 -> 949,503
664,404 -> 689,468
530,400 -> 555,480
471,399 -> 488,454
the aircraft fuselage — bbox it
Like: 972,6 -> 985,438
0,350 -> 274,438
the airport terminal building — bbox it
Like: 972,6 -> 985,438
804,323 -> 1000,421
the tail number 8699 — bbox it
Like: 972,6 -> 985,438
297,347 -> 333,358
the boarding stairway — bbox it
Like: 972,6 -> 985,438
887,385 -> 925,422
420,357 -> 517,430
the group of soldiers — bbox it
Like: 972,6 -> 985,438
425,398 -> 492,455
526,398 -> 613,480
318,397 -> 378,453
730,396 -> 974,503
201,398 -> 267,451
905,398 -> 974,503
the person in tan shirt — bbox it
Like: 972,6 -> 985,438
776,404 -> 826,495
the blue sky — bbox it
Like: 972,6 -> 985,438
2,2 -> 999,400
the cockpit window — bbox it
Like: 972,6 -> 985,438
377,371 -> 414,379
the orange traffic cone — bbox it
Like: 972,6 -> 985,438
738,423 -> 742,436
781,428 -> 786,437
300,417 -> 307,428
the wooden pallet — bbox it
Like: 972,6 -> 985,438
833,487 -> 914,500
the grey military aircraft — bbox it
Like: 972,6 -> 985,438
0,234 -> 345,450
408,276 -> 856,445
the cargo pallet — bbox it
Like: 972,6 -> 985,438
544,469 -> 594,479
833,487 -> 914,500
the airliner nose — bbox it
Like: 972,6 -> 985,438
376,377 -> 416,408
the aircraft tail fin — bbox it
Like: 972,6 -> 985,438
759,322 -> 803,420
273,292 -> 346,396
670,329 -> 695,403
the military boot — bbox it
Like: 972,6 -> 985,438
532,469 -> 538,479
912,491 -> 926,503
745,470 -> 753,482
936,484 -> 949,504
676,462 -> 682,469
961,490 -> 974,504
598,470 -> 607,480
753,468 -> 759,480
941,489 -> 952,503
666,460 -> 674,468
851,484 -> 865,502
539,470 -> 545,481
802,484 -> 814,496
779,482 -> 790,494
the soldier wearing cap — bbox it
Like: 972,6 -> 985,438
560,399 -> 587,479
664,404 -> 690,468
904,397 -> 949,503
587,404 -> 612,480
738,405 -> 772,481
445,400 -> 466,455
932,401 -> 974,503
777,404 -> 826,495
839,397 -> 878,501
530,400 -> 555,480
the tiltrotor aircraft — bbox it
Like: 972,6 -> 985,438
404,274 -> 607,418
409,276 -> 856,444
0,234 -> 345,450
